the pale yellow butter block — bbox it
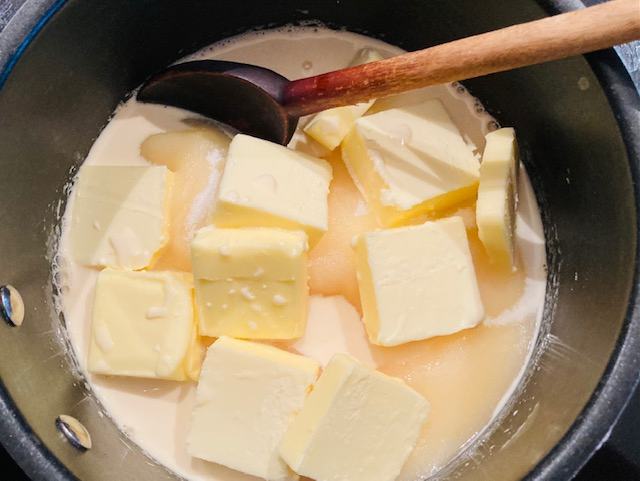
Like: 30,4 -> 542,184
476,127 -> 520,270
304,48 -> 384,151
279,353 -> 429,481
71,165 -> 172,269
354,216 -> 484,346
212,134 -> 332,246
88,268 -> 198,381
191,227 -> 309,339
189,336 -> 320,481
341,99 -> 480,227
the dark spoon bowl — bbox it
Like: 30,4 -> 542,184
137,60 -> 298,145
0,1 -> 639,480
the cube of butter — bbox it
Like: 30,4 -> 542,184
71,165 -> 172,269
279,353 -> 430,481
191,227 -> 309,339
341,99 -> 480,227
189,336 -> 320,481
88,268 -> 198,381
354,216 -> 484,346
304,48 -> 384,151
476,127 -> 520,270
212,134 -> 332,246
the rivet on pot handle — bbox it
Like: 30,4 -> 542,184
0,285 -> 25,327
56,415 -> 92,451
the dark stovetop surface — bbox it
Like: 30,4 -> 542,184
2,384 -> 639,480
576,383 -> 640,480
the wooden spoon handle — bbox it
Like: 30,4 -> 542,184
283,0 -> 640,117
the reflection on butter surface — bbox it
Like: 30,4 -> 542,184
56,27 -> 546,481
191,227 -> 309,339
279,353 -> 429,481
342,100 -> 480,227
88,268 -> 198,381
190,337 -> 319,481
476,127 -> 520,270
304,47 -> 384,150
354,217 -> 484,346
212,134 -> 332,245
71,165 -> 172,269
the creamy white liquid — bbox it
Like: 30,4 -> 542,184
56,27 -> 546,481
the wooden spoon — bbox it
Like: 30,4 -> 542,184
137,0 -> 640,144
